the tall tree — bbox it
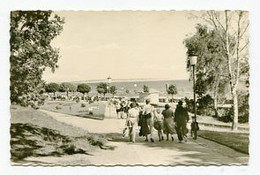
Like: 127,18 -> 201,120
204,11 -> 249,130
59,82 -> 76,97
10,11 -> 64,106
184,24 -> 229,117
97,82 -> 108,97
45,82 -> 59,96
109,85 -> 117,97
167,84 -> 178,101
77,84 -> 91,99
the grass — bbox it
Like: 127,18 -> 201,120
41,101 -> 105,120
10,105 -> 110,162
198,130 -> 249,154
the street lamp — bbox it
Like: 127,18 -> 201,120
189,53 -> 198,139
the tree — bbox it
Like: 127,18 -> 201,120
143,85 -> 149,93
203,11 -> 249,130
167,84 -> 178,101
109,85 -> 117,97
59,82 -> 76,97
45,83 -> 59,96
10,11 -> 64,106
184,24 -> 229,117
97,82 -> 108,97
77,84 -> 91,99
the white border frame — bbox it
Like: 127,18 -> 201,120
0,0 -> 259,175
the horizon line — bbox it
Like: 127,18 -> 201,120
45,78 -> 190,84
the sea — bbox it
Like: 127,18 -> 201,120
71,79 -> 193,97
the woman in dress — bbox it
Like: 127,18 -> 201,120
162,104 -> 175,141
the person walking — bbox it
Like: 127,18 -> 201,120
174,101 -> 189,143
162,104 -> 175,141
126,102 -> 139,143
142,99 -> 154,142
153,108 -> 164,141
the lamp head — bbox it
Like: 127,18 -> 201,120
189,53 -> 197,66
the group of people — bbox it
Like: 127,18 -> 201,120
124,99 -> 190,143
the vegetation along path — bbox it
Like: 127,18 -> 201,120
23,110 -> 248,165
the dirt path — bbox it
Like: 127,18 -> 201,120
24,110 -> 248,166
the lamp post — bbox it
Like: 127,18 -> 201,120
189,54 -> 197,122
189,53 -> 198,139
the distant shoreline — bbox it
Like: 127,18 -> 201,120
49,78 -> 189,84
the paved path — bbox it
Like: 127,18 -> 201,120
25,110 -> 248,166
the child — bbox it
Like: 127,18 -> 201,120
153,108 -> 164,141
190,116 -> 199,139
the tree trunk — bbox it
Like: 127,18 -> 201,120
213,96 -> 218,117
231,89 -> 239,130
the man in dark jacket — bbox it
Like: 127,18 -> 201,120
174,101 -> 189,142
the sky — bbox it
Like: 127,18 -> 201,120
42,11 -> 200,82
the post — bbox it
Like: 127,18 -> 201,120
192,65 -> 197,122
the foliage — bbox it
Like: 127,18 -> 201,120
59,82 -> 76,92
96,82 -> 108,96
109,85 -> 117,96
143,85 -> 149,93
238,91 -> 249,123
166,84 -> 178,98
77,83 -> 91,95
10,11 -> 64,106
45,82 -> 59,95
202,11 -> 249,129
184,24 -> 229,98
81,103 -> 86,108
184,97 -> 194,113
184,95 -> 214,116
184,11 -> 249,128
196,95 -> 214,116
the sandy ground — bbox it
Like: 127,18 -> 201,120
19,110 -> 248,166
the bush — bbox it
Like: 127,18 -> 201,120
81,103 -> 86,108
217,108 -> 233,123
238,92 -> 249,123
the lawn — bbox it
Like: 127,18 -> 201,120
41,101 -> 106,120
198,130 -> 249,154
10,105 -> 111,162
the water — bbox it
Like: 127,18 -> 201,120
73,79 -> 193,97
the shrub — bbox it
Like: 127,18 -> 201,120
217,108 -> 233,123
81,103 -> 86,108
238,92 -> 249,123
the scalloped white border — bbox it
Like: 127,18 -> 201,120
0,0 -> 259,175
